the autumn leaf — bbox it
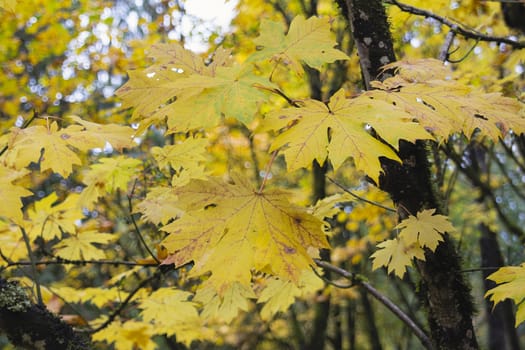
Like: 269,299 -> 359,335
136,187 -> 182,225
258,269 -> 324,320
371,209 -> 454,277
371,237 -> 425,278
151,137 -> 209,185
164,64 -> 275,124
79,156 -> 142,209
249,15 -> 349,74
368,59 -> 525,140
25,192 -> 83,241
397,209 -> 453,250
0,165 -> 32,223
194,282 -> 256,323
3,118 -> 136,177
54,286 -> 129,308
486,264 -> 525,326
161,173 -> 329,294
53,230 -> 117,260
138,288 -> 213,345
261,88 -> 431,182
92,320 -> 156,350
0,220 -> 27,264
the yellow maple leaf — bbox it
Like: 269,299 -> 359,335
0,220 -> 27,264
137,288 -> 213,345
79,156 -> 142,209
371,237 -> 425,278
486,264 -> 525,326
258,269 -> 324,320
249,15 -> 349,74
53,230 -> 117,261
92,320 -> 156,350
161,173 -> 329,293
54,286 -> 129,308
0,165 -> 32,223
194,282 -> 256,323
165,64 -> 275,124
396,208 -> 453,250
151,137 -> 209,185
4,118 -> 136,177
65,115 -> 136,152
369,59 -> 525,140
261,88 -> 431,182
136,187 -> 182,225
25,192 -> 83,241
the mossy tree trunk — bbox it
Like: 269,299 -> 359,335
340,0 -> 479,348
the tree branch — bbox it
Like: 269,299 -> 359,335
385,0 -> 525,49
314,259 -> 434,350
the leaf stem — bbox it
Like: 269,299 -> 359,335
128,180 -> 161,264
258,150 -> 278,194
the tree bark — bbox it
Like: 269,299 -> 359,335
0,278 -> 89,350
342,0 -> 479,348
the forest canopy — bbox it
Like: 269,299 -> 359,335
0,0 -> 525,349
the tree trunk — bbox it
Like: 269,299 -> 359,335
0,278 -> 88,350
341,0 -> 479,348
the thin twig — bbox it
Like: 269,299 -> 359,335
314,259 -> 434,350
439,28 -> 457,61
4,259 -> 158,269
128,180 -> 160,264
86,272 -> 161,334
19,226 -> 43,306
327,177 -> 396,212
385,0 -> 525,49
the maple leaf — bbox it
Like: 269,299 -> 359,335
249,15 -> 349,74
137,288 -> 213,345
258,269 -> 324,320
151,137 -> 209,185
0,165 -> 32,223
165,64 -> 275,124
54,286 -> 129,308
65,115 -> 136,152
161,173 -> 329,294
0,221 -> 27,264
79,156 -> 142,209
371,237 -> 425,278
194,282 -> 256,323
368,59 -> 525,140
53,230 -> 117,260
3,118 -> 136,177
25,192 -> 83,241
261,88 -> 431,182
136,187 -> 182,225
486,264 -> 525,326
92,320 -> 156,350
396,209 -> 453,250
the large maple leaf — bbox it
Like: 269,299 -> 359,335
249,15 -> 349,74
3,118 -> 135,177
368,59 -> 525,140
160,174 -> 329,294
261,88 -> 431,182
